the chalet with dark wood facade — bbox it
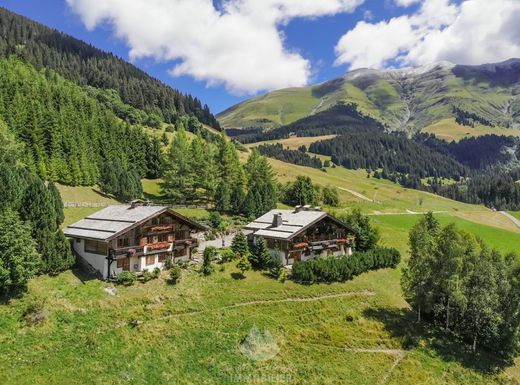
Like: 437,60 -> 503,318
245,206 -> 355,266
63,201 -> 208,279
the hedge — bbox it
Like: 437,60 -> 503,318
291,247 -> 401,284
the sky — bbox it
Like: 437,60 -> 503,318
1,0 -> 519,114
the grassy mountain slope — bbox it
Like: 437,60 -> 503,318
218,59 -> 520,134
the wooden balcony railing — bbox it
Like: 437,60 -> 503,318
113,245 -> 145,256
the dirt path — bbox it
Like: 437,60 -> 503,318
310,97 -> 326,115
338,187 -> 374,202
142,290 -> 376,322
303,342 -> 407,385
499,211 -> 520,229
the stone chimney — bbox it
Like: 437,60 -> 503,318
272,213 -> 283,227
294,205 -> 303,212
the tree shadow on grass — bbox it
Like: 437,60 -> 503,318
362,307 -> 512,374
230,272 -> 245,280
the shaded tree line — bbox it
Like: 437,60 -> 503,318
0,7 -> 220,129
230,104 -> 383,144
281,176 -> 340,208
402,213 -> 520,358
256,143 -> 323,169
309,129 -> 468,180
0,122 -> 74,298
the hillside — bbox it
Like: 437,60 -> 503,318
0,7 -> 220,129
218,59 -> 520,134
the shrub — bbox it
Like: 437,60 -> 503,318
22,301 -> 48,326
169,266 -> 181,284
291,247 -> 400,284
163,257 -> 174,270
202,246 -> 217,275
219,248 -> 238,263
116,271 -> 137,286
142,269 -> 154,282
277,268 -> 287,283
152,267 -> 161,278
236,256 -> 251,277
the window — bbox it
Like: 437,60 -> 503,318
174,230 -> 187,240
158,254 -> 168,262
146,255 -> 156,265
117,238 -> 129,248
116,257 -> 130,271
158,234 -> 169,242
84,240 -> 108,255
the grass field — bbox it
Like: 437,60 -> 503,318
1,209 -> 518,384
422,118 -> 520,142
13,149 -> 517,384
509,211 -> 520,221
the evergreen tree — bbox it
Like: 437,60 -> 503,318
47,181 -> 64,227
162,127 -> 195,204
250,237 -> 272,269
0,209 -> 40,297
236,256 -> 251,278
339,209 -> 380,252
231,232 -> 248,258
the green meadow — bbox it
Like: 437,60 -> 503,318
4,145 -> 517,385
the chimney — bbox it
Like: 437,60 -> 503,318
130,199 -> 143,209
303,205 -> 311,211
272,213 -> 283,227
294,205 -> 303,212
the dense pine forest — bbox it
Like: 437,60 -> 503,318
256,143 -> 323,169
0,7 -> 220,129
0,57 -> 163,186
309,130 -> 469,181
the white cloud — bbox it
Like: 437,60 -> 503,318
66,0 -> 363,94
394,0 -> 421,7
335,0 -> 520,69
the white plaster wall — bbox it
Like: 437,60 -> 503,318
72,239 -> 108,278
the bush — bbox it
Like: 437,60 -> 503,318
142,269 -> 154,282
22,301 -> 48,326
116,271 -> 137,286
277,268 -> 287,283
152,267 -> 161,278
202,246 -> 217,275
219,248 -> 238,263
291,247 -> 400,284
169,266 -> 182,284
163,257 -> 174,270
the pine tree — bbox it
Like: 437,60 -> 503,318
47,181 -> 64,227
0,209 -> 40,297
401,212 -> 439,321
250,237 -> 272,269
231,232 -> 248,258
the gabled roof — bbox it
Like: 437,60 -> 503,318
63,205 -> 208,241
245,209 -> 353,241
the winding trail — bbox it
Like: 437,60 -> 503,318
499,211 -> 520,229
338,187 -> 374,202
149,290 -> 376,322
302,342 -> 407,385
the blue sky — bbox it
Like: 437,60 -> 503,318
2,0 -> 518,114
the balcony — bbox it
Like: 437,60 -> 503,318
113,245 -> 145,257
289,238 -> 352,253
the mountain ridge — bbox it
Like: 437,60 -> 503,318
218,58 -> 520,134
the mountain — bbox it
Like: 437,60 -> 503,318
218,59 -> 520,133
0,7 -> 220,129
